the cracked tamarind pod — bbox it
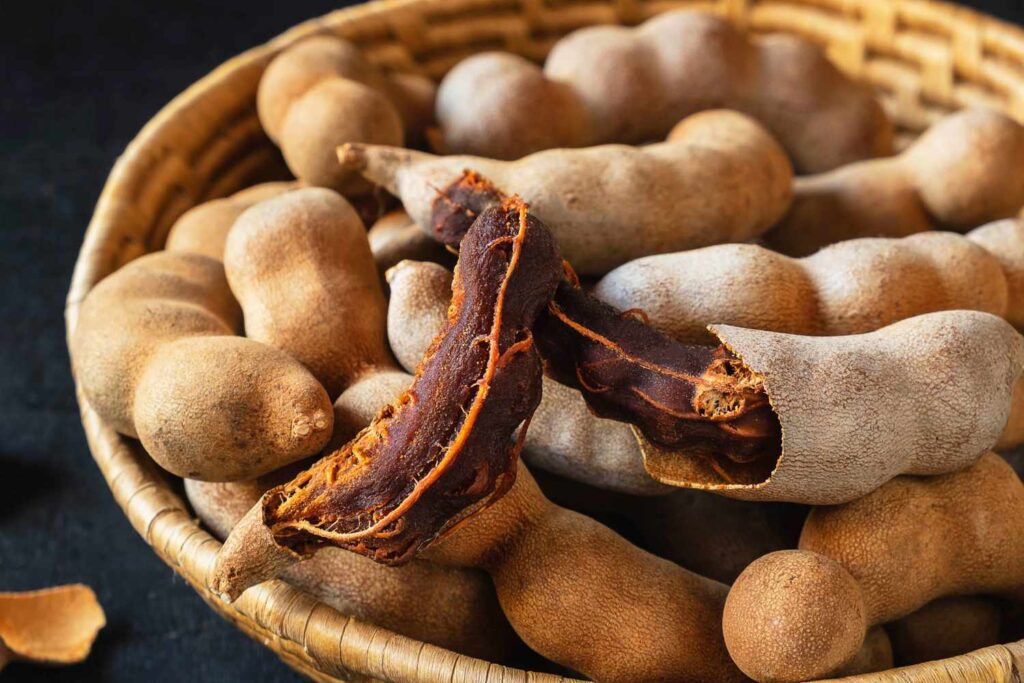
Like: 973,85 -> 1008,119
257,35 -> 436,192
425,170 -> 1024,503
70,251 -> 333,481
434,10 -> 891,173
766,108 -> 1024,257
210,196 -> 562,592
723,452 -> 1024,682
338,108 -> 793,274
594,216 -> 1024,448
384,259 -> 670,495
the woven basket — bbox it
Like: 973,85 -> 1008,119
66,0 -> 1024,680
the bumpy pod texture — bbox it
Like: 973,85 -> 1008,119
595,218 -> 1024,447
256,36 -> 435,191
71,251 -> 332,481
640,310 -> 1024,503
339,109 -> 793,273
211,199 -> 563,596
224,188 -> 389,398
385,260 -> 670,495
767,108 -> 1024,256
184,476 -> 521,661
435,10 -> 891,172
726,453 -> 1024,681
165,182 -> 297,260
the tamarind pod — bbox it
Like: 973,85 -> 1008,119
427,460 -> 745,683
725,453 -> 1024,681
185,471 -> 522,662
766,108 -> 1024,257
71,251 -> 333,481
338,109 -> 793,274
595,218 -> 1024,448
211,198 -> 562,595
436,10 -> 890,173
224,188 -> 388,398
641,310 -> 1024,503
385,259 -> 671,495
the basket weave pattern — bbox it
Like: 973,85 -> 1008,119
66,0 -> 1024,681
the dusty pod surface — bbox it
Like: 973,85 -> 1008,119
71,251 -> 333,481
385,259 -> 669,495
767,108 -> 1024,256
184,474 -> 522,662
723,550 -> 868,682
340,109 -> 793,274
165,181 -> 298,261
887,596 -> 1003,665
435,9 -> 891,172
641,310 -> 1024,503
800,452 -> 1024,624
224,187 -> 388,398
256,35 -> 435,192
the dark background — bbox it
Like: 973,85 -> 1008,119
1,1 -> 1022,681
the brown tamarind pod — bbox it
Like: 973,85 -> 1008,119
211,197 -> 562,594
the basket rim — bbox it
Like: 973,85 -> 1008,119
65,0 -> 1024,681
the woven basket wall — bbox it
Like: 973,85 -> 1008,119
65,0 -> 1024,681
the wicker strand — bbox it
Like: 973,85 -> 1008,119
66,0 -> 1024,680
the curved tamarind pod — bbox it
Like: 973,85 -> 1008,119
640,310 -> 1024,503
385,260 -> 670,495
725,453 -> 1024,681
338,109 -> 793,273
436,10 -> 890,172
224,188 -> 389,398
165,182 -> 298,261
185,472 -> 522,661
71,251 -> 333,481
766,108 -> 1024,256
211,198 -> 562,595
887,596 -> 1002,666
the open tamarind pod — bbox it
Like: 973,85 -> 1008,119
385,259 -> 670,495
70,251 -> 333,481
257,36 -> 435,192
724,452 -> 1024,681
634,310 -> 1023,503
165,181 -> 298,261
435,9 -> 890,172
338,109 -> 793,274
224,188 -> 389,399
766,108 -> 1024,256
887,596 -> 1003,666
185,471 -> 522,662
211,196 -> 562,592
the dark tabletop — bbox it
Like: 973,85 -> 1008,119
1,1 -> 1022,681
